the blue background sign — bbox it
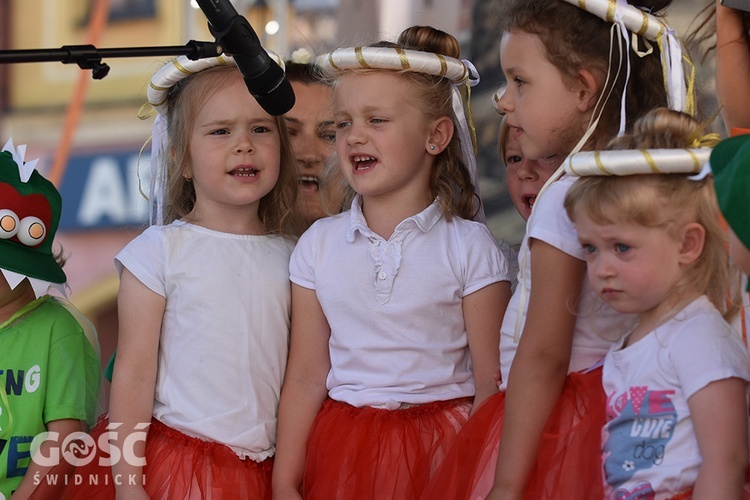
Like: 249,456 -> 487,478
58,150 -> 150,230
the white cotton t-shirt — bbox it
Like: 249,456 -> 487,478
290,197 -> 510,409
115,221 -> 295,461
602,295 -> 750,498
499,175 -> 636,389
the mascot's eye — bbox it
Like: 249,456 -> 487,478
0,209 -> 19,239
17,216 -> 46,246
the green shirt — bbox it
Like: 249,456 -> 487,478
0,296 -> 101,497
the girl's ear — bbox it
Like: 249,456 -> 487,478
576,69 -> 600,113
678,222 -> 706,266
426,116 -> 454,155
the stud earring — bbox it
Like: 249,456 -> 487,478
429,145 -> 436,151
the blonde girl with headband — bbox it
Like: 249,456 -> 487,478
272,25 -> 512,500
564,107 -> 750,499
65,56 -> 304,499
424,0 -> 690,498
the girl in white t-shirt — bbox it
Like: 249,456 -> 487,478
564,107 -> 750,499
272,26 -> 512,500
66,55 -> 304,499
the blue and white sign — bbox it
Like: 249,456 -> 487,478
58,151 -> 151,230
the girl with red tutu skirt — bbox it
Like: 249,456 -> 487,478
64,53 -> 305,499
272,26 -> 513,500
423,1 -> 691,498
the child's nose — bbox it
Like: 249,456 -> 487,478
346,123 -> 366,146
594,256 -> 616,278
235,134 -> 255,153
497,90 -> 513,114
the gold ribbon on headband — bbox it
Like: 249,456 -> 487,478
565,0 -> 665,41
690,133 -> 721,149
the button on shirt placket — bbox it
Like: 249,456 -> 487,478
368,234 -> 404,305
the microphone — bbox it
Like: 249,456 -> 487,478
196,0 -> 295,116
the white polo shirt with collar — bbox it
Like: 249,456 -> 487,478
290,196 -> 510,409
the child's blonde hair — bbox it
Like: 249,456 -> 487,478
326,26 -> 480,221
564,108 -> 733,318
163,65 -> 304,236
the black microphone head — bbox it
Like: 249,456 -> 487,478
237,56 -> 295,116
250,71 -> 295,116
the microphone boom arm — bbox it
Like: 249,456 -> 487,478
0,40 -> 222,79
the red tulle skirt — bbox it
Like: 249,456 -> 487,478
62,415 -> 273,499
302,397 -> 472,500
422,367 -> 607,500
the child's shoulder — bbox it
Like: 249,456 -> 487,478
661,296 -> 747,357
43,297 -> 96,334
448,216 -> 500,244
661,296 -> 750,395
540,174 -> 576,204
125,222 -> 171,247
300,211 -> 351,238
10,296 -> 98,349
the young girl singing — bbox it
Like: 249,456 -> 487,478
272,26 -> 512,500
564,107 -> 750,499
66,54 -> 303,499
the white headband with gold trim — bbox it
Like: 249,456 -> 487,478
563,148 -> 711,177
561,0 -> 666,40
316,47 -> 475,84
561,0 -> 691,115
316,46 -> 485,221
146,52 -> 285,115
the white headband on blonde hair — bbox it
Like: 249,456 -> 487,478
317,47 -> 474,84
563,148 -> 711,177
138,52 -> 284,225
316,46 -> 485,221
146,52 -> 286,115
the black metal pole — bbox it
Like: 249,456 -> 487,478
0,40 -> 222,79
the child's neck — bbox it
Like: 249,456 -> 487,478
0,279 -> 37,325
361,192 -> 433,240
184,204 -> 267,235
